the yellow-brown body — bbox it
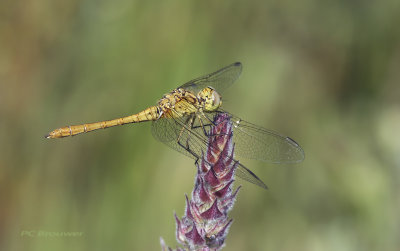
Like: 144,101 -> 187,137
45,87 -> 221,139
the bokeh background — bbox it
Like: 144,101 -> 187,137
1,0 -> 399,250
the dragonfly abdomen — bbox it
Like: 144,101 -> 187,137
45,106 -> 159,138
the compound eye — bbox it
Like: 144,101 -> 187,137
212,91 -> 221,107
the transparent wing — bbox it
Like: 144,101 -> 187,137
151,101 -> 206,159
151,113 -> 206,160
213,110 -> 305,163
178,62 -> 242,94
151,108 -> 268,189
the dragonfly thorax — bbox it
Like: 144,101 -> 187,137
157,88 -> 199,117
197,87 -> 222,112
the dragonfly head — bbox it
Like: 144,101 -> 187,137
197,87 -> 222,112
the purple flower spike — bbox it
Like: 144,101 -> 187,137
161,113 -> 240,251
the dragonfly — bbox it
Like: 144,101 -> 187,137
46,62 -> 305,189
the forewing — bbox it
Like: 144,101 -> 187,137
152,109 -> 268,189
179,62 -> 242,94
227,113 -> 305,163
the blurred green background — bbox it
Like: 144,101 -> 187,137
1,0 -> 399,250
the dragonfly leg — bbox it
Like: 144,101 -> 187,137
202,112 -> 217,126
189,111 -> 228,132
177,114 -> 194,140
190,122 -> 213,130
196,114 -> 211,137
177,139 -> 200,160
197,112 -> 230,138
176,114 -> 201,160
